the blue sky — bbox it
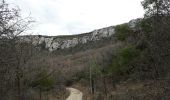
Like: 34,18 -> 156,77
7,0 -> 144,36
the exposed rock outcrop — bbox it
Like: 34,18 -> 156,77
22,26 -> 115,51
20,19 -> 140,51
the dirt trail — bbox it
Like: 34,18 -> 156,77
66,88 -> 83,100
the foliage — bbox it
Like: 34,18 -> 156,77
139,18 -> 152,33
141,0 -> 170,17
31,71 -> 55,91
108,45 -> 140,76
115,24 -> 132,41
74,71 -> 89,81
141,0 -> 170,78
90,59 -> 102,77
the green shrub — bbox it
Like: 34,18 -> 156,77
115,24 -> 132,41
74,71 -> 89,81
118,45 -> 140,65
139,18 -> 152,33
109,45 -> 140,76
31,71 -> 55,91
38,77 -> 54,90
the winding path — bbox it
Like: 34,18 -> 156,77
66,88 -> 83,100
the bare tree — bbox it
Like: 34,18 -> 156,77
0,0 -> 34,100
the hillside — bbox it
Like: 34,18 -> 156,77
1,16 -> 170,100
1,0 -> 170,99
19,17 -> 170,100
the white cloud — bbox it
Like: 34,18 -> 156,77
7,0 -> 144,36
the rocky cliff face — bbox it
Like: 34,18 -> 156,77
21,19 -> 140,51
22,26 -> 115,51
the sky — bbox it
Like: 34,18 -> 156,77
7,0 -> 144,36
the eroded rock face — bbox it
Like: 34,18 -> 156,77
81,36 -> 91,44
21,19 -> 140,51
25,26 -> 115,51
128,18 -> 142,31
91,26 -> 115,40
61,38 -> 79,49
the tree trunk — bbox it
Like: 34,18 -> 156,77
103,76 -> 107,95
91,78 -> 95,94
39,88 -> 42,100
17,75 -> 21,100
89,65 -> 95,94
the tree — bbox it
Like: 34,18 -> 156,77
30,70 -> 55,100
108,45 -> 140,77
14,38 -> 36,100
142,0 -> 170,17
0,1 -> 33,38
89,57 -> 102,94
0,0 -> 34,100
115,23 -> 132,41
141,0 -> 170,78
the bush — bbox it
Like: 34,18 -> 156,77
139,18 -> 152,34
118,45 -> 140,65
109,45 -> 140,76
31,71 -> 55,91
115,24 -> 132,41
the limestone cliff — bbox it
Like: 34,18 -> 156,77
22,26 -> 115,51
21,19 -> 140,51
